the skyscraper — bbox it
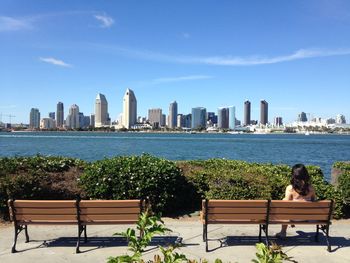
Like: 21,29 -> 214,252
274,117 -> 283,126
49,112 -> 55,120
229,106 -> 236,130
168,101 -> 178,129
148,108 -> 162,127
66,104 -> 80,129
260,100 -> 268,125
95,93 -> 108,127
56,102 -> 64,128
191,107 -> 207,129
217,107 -> 229,129
122,88 -> 137,129
298,112 -> 308,122
244,100 -> 251,126
207,112 -> 217,125
90,114 -> 95,127
29,108 -> 40,129
336,114 -> 346,124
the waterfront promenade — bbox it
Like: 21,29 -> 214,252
1,217 -> 350,263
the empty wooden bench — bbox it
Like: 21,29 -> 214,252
201,200 -> 270,252
201,199 -> 334,252
8,199 -> 144,253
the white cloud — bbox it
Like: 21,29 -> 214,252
187,48 -> 350,66
0,16 -> 32,31
89,44 -> 350,66
152,75 -> 213,84
39,57 -> 72,67
94,14 -> 114,28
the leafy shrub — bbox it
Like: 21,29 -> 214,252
252,243 -> 296,263
181,159 -> 344,218
79,154 -> 198,215
333,162 -> 350,217
0,156 -> 85,220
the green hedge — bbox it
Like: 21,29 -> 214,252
0,156 -> 85,220
180,159 -> 344,219
333,162 -> 350,217
0,155 -> 348,220
79,154 -> 198,215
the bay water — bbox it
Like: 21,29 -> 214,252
1,132 -> 349,181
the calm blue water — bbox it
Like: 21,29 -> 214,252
1,132 -> 350,180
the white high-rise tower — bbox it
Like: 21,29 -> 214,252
122,88 -> 137,129
95,93 -> 108,127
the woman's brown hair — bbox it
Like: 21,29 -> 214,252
291,164 -> 311,196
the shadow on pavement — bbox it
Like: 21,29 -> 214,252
17,236 -> 184,253
207,231 -> 350,252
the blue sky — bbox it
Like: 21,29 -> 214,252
1,0 -> 350,124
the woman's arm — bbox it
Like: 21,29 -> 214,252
283,185 -> 293,200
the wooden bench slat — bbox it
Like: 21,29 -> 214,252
206,220 -> 266,224
208,213 -> 266,220
16,214 -> 77,221
270,208 -> 330,215
80,207 -> 140,215
13,200 -> 76,208
208,207 -> 267,214
19,221 -> 78,225
15,208 -> 76,215
270,201 -> 331,208
83,221 -> 139,225
269,214 -> 329,221
269,220 -> 329,225
80,200 -> 141,208
80,214 -> 139,222
206,200 -> 268,208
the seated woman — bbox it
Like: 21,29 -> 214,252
275,163 -> 316,238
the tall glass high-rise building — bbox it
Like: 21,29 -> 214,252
217,107 -> 229,129
49,112 -> 55,120
191,107 -> 206,129
29,108 -> 40,129
168,101 -> 178,129
298,112 -> 308,122
66,104 -> 80,129
229,106 -> 236,130
207,112 -> 217,125
244,100 -> 251,126
95,93 -> 108,127
56,102 -> 64,128
122,88 -> 137,129
260,100 -> 268,125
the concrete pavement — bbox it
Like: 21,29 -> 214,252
1,218 -> 349,263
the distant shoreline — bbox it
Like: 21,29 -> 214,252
5,129 -> 350,135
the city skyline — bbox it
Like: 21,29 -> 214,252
1,1 -> 350,124
26,93 -> 348,128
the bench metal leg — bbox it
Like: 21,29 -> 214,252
24,225 -> 30,243
262,224 -> 269,247
76,225 -> 83,253
315,225 -> 319,242
12,225 -> 24,253
84,226 -> 87,243
325,225 -> 331,252
204,224 -> 208,252
320,225 -> 331,252
259,225 -> 262,242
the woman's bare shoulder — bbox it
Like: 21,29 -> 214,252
286,185 -> 293,191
